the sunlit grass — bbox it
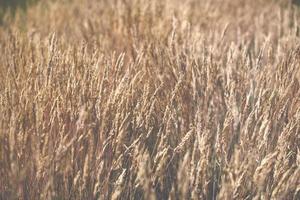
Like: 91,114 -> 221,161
0,0 -> 299,199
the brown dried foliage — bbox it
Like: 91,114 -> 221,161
0,0 -> 299,199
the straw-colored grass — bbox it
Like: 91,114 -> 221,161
0,0 -> 299,199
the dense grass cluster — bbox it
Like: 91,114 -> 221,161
0,0 -> 299,199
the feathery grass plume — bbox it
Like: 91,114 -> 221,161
0,0 -> 300,199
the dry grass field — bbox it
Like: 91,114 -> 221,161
0,0 -> 300,199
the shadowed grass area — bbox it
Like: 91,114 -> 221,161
293,0 -> 300,5
0,0 -> 37,22
0,0 -> 28,13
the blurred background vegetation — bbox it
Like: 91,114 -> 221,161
293,0 -> 300,5
0,0 -> 38,22
0,0 -> 299,21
